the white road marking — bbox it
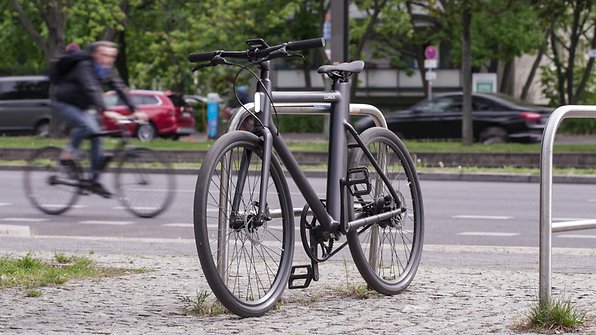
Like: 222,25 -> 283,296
0,202 -> 11,207
457,232 -> 519,237
79,220 -> 135,225
2,218 -> 49,222
43,204 -> 87,209
163,223 -> 193,228
0,224 -> 32,237
556,234 -> 596,239
452,215 -> 512,220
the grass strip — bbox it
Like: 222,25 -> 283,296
2,136 -> 596,153
0,252 -> 145,295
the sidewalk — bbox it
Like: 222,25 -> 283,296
1,236 -> 595,334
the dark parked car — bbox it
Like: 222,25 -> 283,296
0,76 -> 52,136
103,89 -> 195,140
356,92 -> 552,143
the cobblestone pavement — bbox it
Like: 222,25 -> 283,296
0,239 -> 595,334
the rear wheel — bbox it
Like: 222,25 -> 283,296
478,126 -> 508,144
114,148 -> 175,218
23,146 -> 80,215
194,131 -> 294,317
347,127 -> 424,295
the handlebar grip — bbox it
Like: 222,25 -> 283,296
188,51 -> 217,63
286,38 -> 325,51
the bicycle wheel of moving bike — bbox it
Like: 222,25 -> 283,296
194,131 -> 294,317
114,147 -> 176,218
23,146 -> 80,215
347,127 -> 424,295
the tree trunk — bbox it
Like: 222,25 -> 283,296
575,24 -> 596,103
9,0 -> 70,60
499,59 -> 514,95
461,0 -> 473,146
350,0 -> 387,98
550,28 -> 567,105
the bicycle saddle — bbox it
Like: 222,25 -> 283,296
317,60 -> 365,74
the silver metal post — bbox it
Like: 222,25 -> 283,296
539,105 -> 596,303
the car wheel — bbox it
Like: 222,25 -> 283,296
137,122 -> 157,141
35,121 -> 50,137
479,127 -> 508,144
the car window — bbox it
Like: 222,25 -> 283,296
414,96 -> 460,113
473,97 -> 505,111
103,95 -> 123,107
0,80 -> 49,100
129,95 -> 160,105
167,94 -> 187,107
104,94 -> 161,107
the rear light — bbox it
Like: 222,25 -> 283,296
520,111 -> 542,122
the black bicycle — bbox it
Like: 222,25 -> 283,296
189,38 -> 423,317
23,116 -> 176,218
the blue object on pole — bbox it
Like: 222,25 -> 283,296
206,93 -> 220,139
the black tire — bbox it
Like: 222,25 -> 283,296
34,120 -> 50,137
114,148 -> 175,218
136,122 -> 157,141
193,131 -> 294,317
347,127 -> 424,295
478,126 -> 508,144
23,146 -> 79,215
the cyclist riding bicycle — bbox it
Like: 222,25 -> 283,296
50,40 -> 144,198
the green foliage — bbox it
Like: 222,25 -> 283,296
442,0 -> 543,67
0,3 -> 46,74
180,291 -> 228,316
276,115 -> 324,133
522,298 -> 586,332
67,0 -> 127,44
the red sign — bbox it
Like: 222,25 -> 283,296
425,45 -> 438,60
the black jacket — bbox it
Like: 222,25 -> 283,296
50,53 -> 135,112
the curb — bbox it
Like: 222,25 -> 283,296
3,164 -> 596,184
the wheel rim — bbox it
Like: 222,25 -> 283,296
35,122 -> 50,137
137,124 -> 155,141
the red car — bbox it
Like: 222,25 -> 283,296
103,89 -> 195,140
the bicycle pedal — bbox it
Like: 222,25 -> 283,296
346,167 -> 371,197
288,265 -> 315,289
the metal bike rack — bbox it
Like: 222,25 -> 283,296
227,102 -> 388,132
218,102 -> 389,275
225,102 -> 389,221
539,105 -> 596,303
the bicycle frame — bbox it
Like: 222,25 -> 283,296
234,61 -> 401,238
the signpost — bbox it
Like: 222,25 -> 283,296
424,45 -> 438,99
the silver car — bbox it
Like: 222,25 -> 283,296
0,76 -> 52,136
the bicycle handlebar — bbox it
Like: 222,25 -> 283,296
187,38 -> 325,63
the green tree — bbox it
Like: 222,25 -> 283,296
541,0 -> 595,106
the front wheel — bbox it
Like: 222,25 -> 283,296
194,130 -> 294,317
114,148 -> 175,218
23,146 -> 80,215
347,127 -> 424,295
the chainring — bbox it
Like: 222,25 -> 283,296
300,201 -> 333,262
